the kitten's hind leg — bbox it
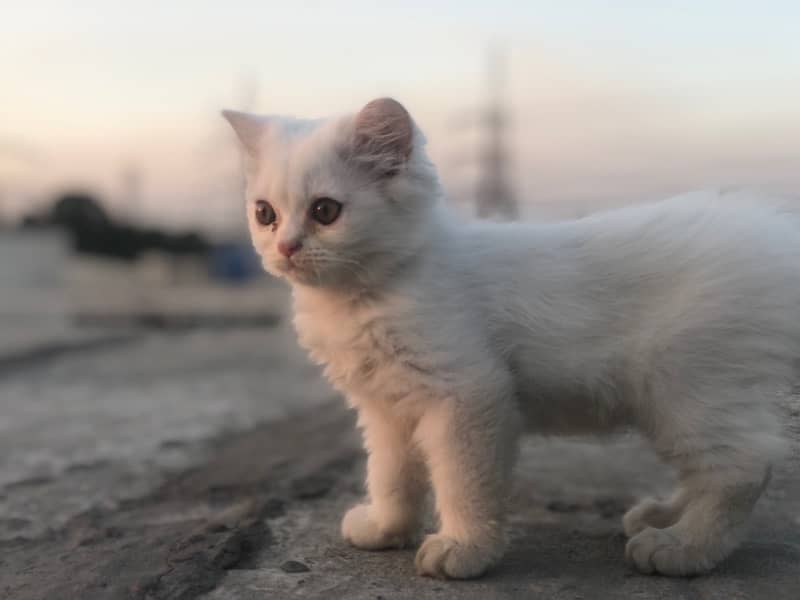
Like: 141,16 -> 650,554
625,464 -> 771,575
625,398 -> 778,576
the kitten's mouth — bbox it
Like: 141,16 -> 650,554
264,256 -> 299,278
271,256 -> 317,283
278,257 -> 304,276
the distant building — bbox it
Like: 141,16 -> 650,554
0,229 -> 69,326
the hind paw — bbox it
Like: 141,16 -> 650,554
625,527 -> 714,576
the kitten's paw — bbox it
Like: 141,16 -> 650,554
341,504 -> 416,550
625,527 -> 714,576
623,497 -> 681,537
414,534 -> 501,579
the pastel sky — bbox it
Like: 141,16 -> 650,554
2,1 -> 799,234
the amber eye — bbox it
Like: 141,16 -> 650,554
254,200 -> 276,227
309,197 -> 342,225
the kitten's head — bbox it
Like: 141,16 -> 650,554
223,98 -> 441,289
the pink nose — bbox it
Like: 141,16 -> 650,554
277,239 -> 303,258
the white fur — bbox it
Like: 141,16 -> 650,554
224,100 -> 800,579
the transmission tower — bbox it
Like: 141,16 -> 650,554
475,44 -> 518,221
119,163 -> 142,223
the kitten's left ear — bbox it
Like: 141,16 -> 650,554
350,98 -> 414,176
221,110 -> 267,157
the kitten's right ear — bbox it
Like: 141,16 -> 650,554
350,98 -> 414,177
221,110 -> 267,157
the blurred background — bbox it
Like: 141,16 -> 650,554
1,1 -> 799,540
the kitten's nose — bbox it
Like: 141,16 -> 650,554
277,239 -> 303,258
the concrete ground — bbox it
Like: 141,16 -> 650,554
1,287 -> 799,599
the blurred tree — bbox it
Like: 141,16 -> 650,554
51,192 -> 111,230
22,191 -> 210,261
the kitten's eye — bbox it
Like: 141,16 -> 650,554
310,197 -> 342,225
254,200 -> 276,227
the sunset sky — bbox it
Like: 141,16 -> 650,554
2,1 -> 799,235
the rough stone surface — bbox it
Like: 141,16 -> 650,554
1,404 -> 356,600
1,300 -> 798,599
201,396 -> 800,600
3,396 -> 798,600
0,321 -> 330,541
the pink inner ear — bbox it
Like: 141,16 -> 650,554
352,98 -> 413,172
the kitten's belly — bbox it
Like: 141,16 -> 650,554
514,378 -> 634,436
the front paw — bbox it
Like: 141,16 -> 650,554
414,534 -> 503,579
341,504 -> 417,550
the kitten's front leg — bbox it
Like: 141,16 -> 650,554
342,403 -> 427,550
414,394 -> 519,579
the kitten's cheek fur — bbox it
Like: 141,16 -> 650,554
258,254 -> 289,279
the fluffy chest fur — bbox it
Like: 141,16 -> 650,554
292,290 -> 446,414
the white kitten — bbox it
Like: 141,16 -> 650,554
223,98 -> 800,579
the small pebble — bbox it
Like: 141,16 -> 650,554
280,560 -> 310,573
